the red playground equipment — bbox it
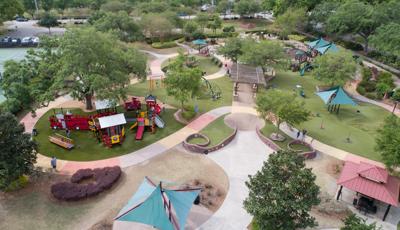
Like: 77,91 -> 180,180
124,97 -> 142,111
96,113 -> 127,147
49,110 -> 91,130
145,94 -> 161,115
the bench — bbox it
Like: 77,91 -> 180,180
49,134 -> 74,150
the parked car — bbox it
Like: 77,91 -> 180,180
21,37 -> 33,46
15,16 -> 28,22
32,37 -> 40,45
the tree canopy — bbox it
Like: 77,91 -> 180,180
0,0 -> 23,24
0,112 -> 37,190
244,150 -> 320,230
240,39 -> 287,70
313,50 -> 356,86
38,13 -> 59,34
256,89 -> 310,129
207,14 -> 222,34
141,13 -> 174,43
275,7 -> 307,39
164,54 -> 203,110
375,115 -> 400,173
370,23 -> 400,57
234,0 -> 261,16
217,37 -> 243,63
54,28 -> 147,110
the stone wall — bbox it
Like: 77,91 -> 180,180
255,127 -> 281,151
183,129 -> 237,154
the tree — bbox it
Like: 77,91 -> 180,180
183,21 -> 198,40
244,150 -> 320,230
207,14 -> 222,34
55,28 -> 147,110
375,115 -> 400,173
93,11 -> 142,42
164,54 -> 203,110
256,89 -> 310,130
100,0 -> 131,12
38,13 -> 59,34
275,7 -> 307,39
313,50 -> 356,86
23,0 -> 38,19
195,12 -> 209,33
0,112 -> 37,190
309,1 -> 340,26
234,0 -> 260,17
141,13 -> 174,43
41,0 -> 54,11
217,37 -> 243,62
370,23 -> 400,57
262,0 -> 322,16
216,0 -> 232,14
0,0 -> 23,24
341,214 -> 380,230
240,39 -> 287,70
326,0 -> 381,52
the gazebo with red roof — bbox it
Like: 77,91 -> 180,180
336,161 -> 400,221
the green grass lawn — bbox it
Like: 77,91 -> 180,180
161,55 -> 221,76
260,122 -> 292,150
222,18 -> 273,32
127,77 -> 233,114
268,70 -> 391,161
34,108 -> 184,161
189,115 -> 233,146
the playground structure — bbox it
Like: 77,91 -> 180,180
124,97 -> 141,111
201,76 -> 222,100
299,62 -> 314,76
192,39 -> 209,56
49,133 -> 74,150
128,95 -> 165,140
96,113 -> 127,147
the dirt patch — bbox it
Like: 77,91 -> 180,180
186,179 -> 225,212
224,113 -> 264,131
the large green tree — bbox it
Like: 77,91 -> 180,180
38,13 -> 59,34
195,12 -> 209,33
55,28 -> 147,110
207,14 -> 222,34
275,7 -> 307,39
92,11 -> 142,42
313,50 -> 356,86
326,0 -> 381,52
164,54 -> 203,110
309,1 -> 340,25
234,0 -> 260,17
0,112 -> 37,190
183,20 -> 198,40
341,214 -> 379,230
240,39 -> 287,70
141,13 -> 174,43
256,89 -> 310,130
262,0 -> 321,16
23,0 -> 38,19
370,23 -> 400,57
0,0 -> 23,24
375,115 -> 400,173
217,37 -> 243,62
244,150 -> 320,230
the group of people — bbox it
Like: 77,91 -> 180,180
296,129 -> 308,141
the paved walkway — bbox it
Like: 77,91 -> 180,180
199,131 -> 274,230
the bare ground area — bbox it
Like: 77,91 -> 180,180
0,150 -> 229,230
306,152 -> 348,229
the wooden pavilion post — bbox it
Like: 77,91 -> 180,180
336,104 -> 341,114
383,204 -> 391,221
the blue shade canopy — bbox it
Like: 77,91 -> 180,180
316,87 -> 357,106
192,39 -> 207,45
307,38 -> 339,54
115,177 -> 201,230
306,38 -> 330,49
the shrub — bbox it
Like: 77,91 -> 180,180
51,166 -> 121,201
222,26 -> 235,33
5,175 -> 29,192
182,105 -> 196,121
336,40 -> 364,51
288,34 -> 307,42
361,67 -> 372,82
356,86 -> 366,95
151,41 -> 177,49
365,92 -> 377,100
359,80 -> 376,92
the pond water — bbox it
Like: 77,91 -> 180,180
0,48 -> 31,103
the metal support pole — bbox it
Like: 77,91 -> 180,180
336,185 -> 343,200
383,204 -> 391,221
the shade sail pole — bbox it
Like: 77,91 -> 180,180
336,185 -> 343,200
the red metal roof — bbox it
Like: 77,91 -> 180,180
337,161 -> 400,206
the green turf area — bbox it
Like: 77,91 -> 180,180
268,70 -> 391,161
188,115 -> 233,146
260,121 -> 292,150
34,108 -> 184,161
221,19 -> 273,32
127,77 -> 233,114
161,55 -> 221,76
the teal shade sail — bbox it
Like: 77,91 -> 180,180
316,86 -> 357,106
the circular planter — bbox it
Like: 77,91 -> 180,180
270,133 -> 286,142
287,140 -> 317,160
185,133 -> 210,147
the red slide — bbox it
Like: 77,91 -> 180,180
135,118 -> 145,140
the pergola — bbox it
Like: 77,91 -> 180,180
230,63 -> 266,87
316,86 -> 357,114
336,161 -> 400,221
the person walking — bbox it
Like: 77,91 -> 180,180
302,129 -> 307,141
51,156 -> 57,171
66,129 -> 70,138
296,130 -> 301,139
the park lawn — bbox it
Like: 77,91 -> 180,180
130,42 -> 182,54
126,77 -> 233,114
221,18 -> 273,32
268,70 -> 391,161
260,121 -> 292,150
34,108 -> 184,161
161,55 -> 221,76
189,115 -> 233,146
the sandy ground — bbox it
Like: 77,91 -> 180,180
0,149 -> 228,230
224,113 -> 265,131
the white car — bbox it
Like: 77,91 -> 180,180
32,37 -> 40,45
21,37 -> 32,46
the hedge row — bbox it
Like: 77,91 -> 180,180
51,166 -> 121,201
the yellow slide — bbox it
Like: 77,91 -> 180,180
129,122 -> 138,130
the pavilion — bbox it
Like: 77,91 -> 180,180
192,39 -> 207,51
306,37 -> 339,55
230,63 -> 266,87
336,161 -> 400,221
114,177 -> 201,230
316,86 -> 356,114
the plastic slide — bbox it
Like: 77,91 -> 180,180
154,115 -> 165,128
299,63 -> 313,76
135,119 -> 145,140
